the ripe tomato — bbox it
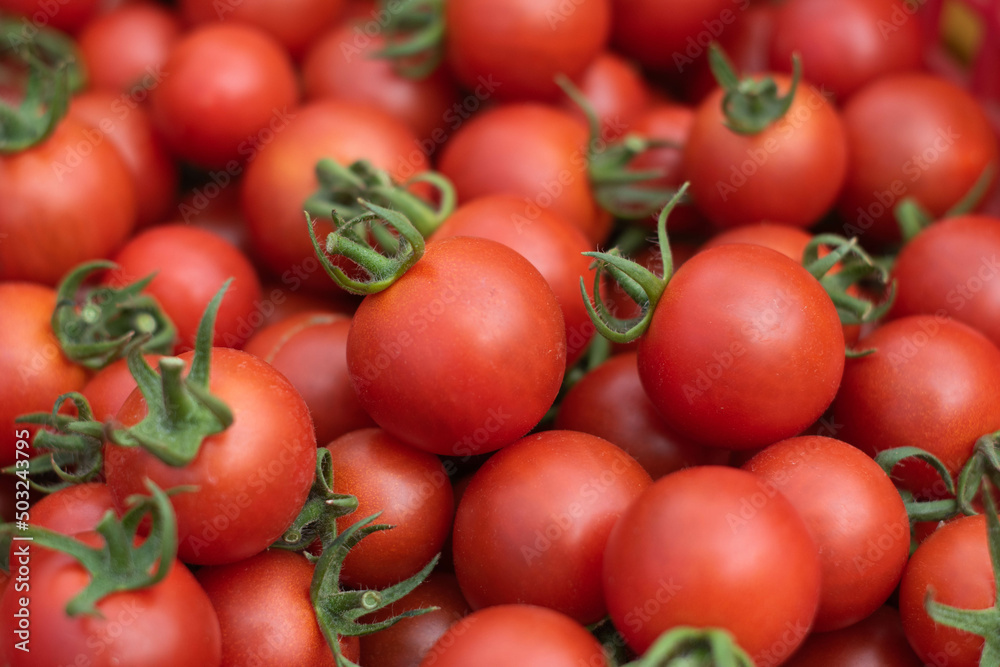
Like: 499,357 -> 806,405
149,23 -> 299,169
898,514 -> 995,667
0,118 -> 137,285
684,73 -> 848,229
437,103 -> 612,245
347,237 -> 566,457
838,74 -> 999,247
0,283 -> 88,467
742,436 -> 910,632
104,348 -> 317,565
453,430 -> 651,624
444,0 -> 610,102
196,549 -> 360,666
81,354 -> 162,422
603,466 -> 821,664
783,606 -> 924,667
831,315 -> 1000,498
889,214 -> 1000,349
106,225 -> 264,351
0,0 -> 102,34
26,482 -> 117,537
637,244 -> 845,450
419,604 -> 607,667
560,50 -> 652,135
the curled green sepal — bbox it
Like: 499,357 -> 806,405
1,17 -> 86,92
0,50 -> 69,152
304,159 -> 454,239
310,511 -> 440,666
802,234 -> 896,327
924,485 -> 1000,667
0,479 -> 188,617
272,447 -> 360,552
7,392 -> 105,492
52,260 -> 176,370
708,42 -> 802,136
104,282 -> 234,467
555,74 -> 682,220
875,447 -> 959,523
622,626 -> 755,667
955,431 -> 1000,517
307,199 -> 426,295
369,0 -> 445,79
580,184 -> 689,344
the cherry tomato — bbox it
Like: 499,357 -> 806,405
561,51 -> 651,135
783,606 -> 924,667
81,354 -> 162,422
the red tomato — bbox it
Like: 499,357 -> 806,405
444,0 -> 610,102
0,283 -> 88,467
81,354 -> 162,422
832,315 -> 1000,498
889,215 -> 1000,350
0,118 -> 137,285
106,224 -> 264,351
196,549 -> 360,666
603,466 -> 821,664
684,74 -> 848,229
783,606 -> 924,667
743,436 -> 910,632
26,482 -> 117,536
0,0 -> 101,34
768,0 -> 923,101
637,244 -> 845,450
419,604 -> 607,667
347,237 -> 566,457
68,91 -> 178,227
240,99 -> 428,293
104,348 -> 317,565
554,353 -> 728,479
437,103 -> 612,245
453,430 -> 651,624
432,194 -> 597,365
838,74 -> 999,247
560,51 -> 652,135
76,2 -> 182,94
149,23 -> 299,169
0,532 -> 222,667
244,311 -> 374,445
323,428 -> 454,589
899,514 -> 995,667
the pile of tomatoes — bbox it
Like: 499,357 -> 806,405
1,0 -> 1000,665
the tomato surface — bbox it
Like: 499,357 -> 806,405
783,606 -> 924,667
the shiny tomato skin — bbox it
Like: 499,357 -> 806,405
347,237 -> 566,457
638,244 -> 845,450
0,118 -> 137,286
453,430 -> 651,624
831,315 -> 1000,498
27,482 -> 117,536
742,436 -> 910,631
149,23 -> 299,169
419,604 -> 607,667
554,353 -> 728,479
838,74 -> 999,247
196,549 -> 359,667
561,51 -> 651,136
82,354 -> 162,422
684,74 -> 848,229
106,224 -> 264,352
240,99 -> 428,294
104,348 -> 317,565
0,532 -> 222,667
898,514 -> 994,667
889,215 -> 1000,349
432,194 -> 597,365
0,283 -> 88,467
437,103 -> 611,245
323,428 -> 454,589
445,0 -> 610,102
783,606 -> 924,667
603,466 -> 821,664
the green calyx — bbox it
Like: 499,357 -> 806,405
104,282 -> 233,467
310,512 -> 440,667
0,47 -> 68,152
802,234 -> 896,328
8,392 -> 105,492
370,0 -> 445,79
580,184 -> 689,344
556,74 -> 683,220
0,479 -> 187,617
308,198 -> 426,295
272,448 -> 360,552
304,159 -> 455,240
52,260 -> 177,370
623,627 -> 755,667
708,42 -> 802,136
895,162 -> 998,243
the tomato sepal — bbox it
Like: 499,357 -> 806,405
369,0 -> 445,79
0,48 -> 69,152
708,42 -> 802,136
622,626 -> 755,667
802,234 -> 895,327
